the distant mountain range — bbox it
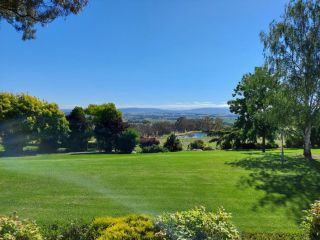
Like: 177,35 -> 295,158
119,107 -> 232,116
61,108 -> 235,122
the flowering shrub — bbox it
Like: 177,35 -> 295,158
155,206 -> 240,240
89,215 -> 158,240
302,200 -> 320,240
0,213 -> 43,240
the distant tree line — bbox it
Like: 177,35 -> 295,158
132,116 -> 225,137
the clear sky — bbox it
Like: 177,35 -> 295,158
0,0 -> 287,109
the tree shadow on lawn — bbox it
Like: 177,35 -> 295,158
227,153 -> 320,223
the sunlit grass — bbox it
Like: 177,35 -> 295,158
0,149 -> 319,233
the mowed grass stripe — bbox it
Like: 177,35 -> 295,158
0,150 -> 318,232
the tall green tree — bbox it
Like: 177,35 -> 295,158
36,103 -> 70,153
66,106 -> 91,152
261,0 -> 320,159
228,66 -> 279,152
267,83 -> 295,162
0,93 -> 42,154
86,103 -> 125,152
0,0 -> 87,40
0,93 -> 69,154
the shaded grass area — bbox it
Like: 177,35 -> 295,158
0,149 -> 319,233
227,152 -> 320,224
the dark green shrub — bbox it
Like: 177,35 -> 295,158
163,134 -> 182,152
89,215 -> 158,240
115,128 -> 139,154
42,221 -> 89,240
156,206 -> 240,240
188,139 -> 205,150
141,144 -> 168,153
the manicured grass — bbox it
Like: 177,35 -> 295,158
0,149 -> 319,233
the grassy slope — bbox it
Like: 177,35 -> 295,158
0,149 -> 319,233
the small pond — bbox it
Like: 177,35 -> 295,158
177,132 -> 207,139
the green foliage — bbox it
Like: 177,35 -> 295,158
209,128 -> 241,150
286,132 -> 304,148
0,213 -> 43,240
116,128 -> 139,154
0,93 -> 42,154
66,107 -> 92,152
86,103 -> 125,152
163,134 -> 182,152
89,215 -> 157,240
42,221 -> 89,240
228,66 -> 279,152
302,200 -> 320,240
0,93 -> 69,154
37,103 -> 70,153
155,206 -> 240,240
188,139 -> 205,150
0,0 -> 87,40
141,144 -> 168,153
261,0 -> 320,159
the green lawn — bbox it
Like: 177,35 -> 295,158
1,149 -> 319,233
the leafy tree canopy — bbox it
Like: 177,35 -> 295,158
0,92 -> 69,154
227,66 -> 279,152
66,106 -> 92,152
261,0 -> 320,158
0,0 -> 88,40
86,103 -> 125,152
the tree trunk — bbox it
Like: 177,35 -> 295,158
262,135 -> 266,153
280,131 -> 284,164
303,122 -> 312,159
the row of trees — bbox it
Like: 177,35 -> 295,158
132,117 -> 224,137
0,93 -> 140,155
212,0 -> 320,159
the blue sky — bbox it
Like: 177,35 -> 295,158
0,0 -> 287,109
